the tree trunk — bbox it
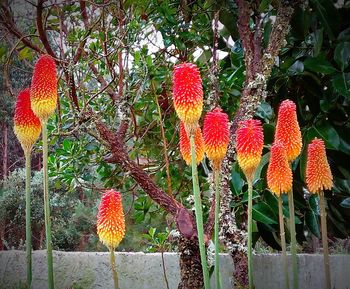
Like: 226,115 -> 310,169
178,236 -> 204,289
2,123 -> 8,179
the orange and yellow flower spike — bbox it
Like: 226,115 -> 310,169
236,119 -> 264,181
172,63 -> 203,133
13,88 -> 41,154
274,99 -> 302,162
267,142 -> 293,195
13,88 -> 41,288
97,190 -> 126,249
306,138 -> 333,289
179,121 -> 204,165
203,107 -> 229,289
30,54 -> 58,121
203,107 -> 230,170
306,138 -> 333,194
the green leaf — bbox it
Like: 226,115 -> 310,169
256,102 -> 274,122
334,42 -> 350,71
310,0 -> 340,41
340,197 -> 350,208
332,73 -> 350,99
287,60 -> 304,76
305,210 -> 320,238
308,122 -> 341,150
252,202 -> 278,224
313,29 -> 324,57
253,152 -> 270,181
304,57 -> 337,74
231,163 -> 244,196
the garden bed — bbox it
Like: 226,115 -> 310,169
0,250 -> 349,289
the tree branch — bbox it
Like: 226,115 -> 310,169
36,0 -> 57,58
0,4 -> 43,54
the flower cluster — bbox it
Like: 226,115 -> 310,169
236,119 -> 264,181
97,190 -> 126,249
30,55 -> 58,121
179,121 -> 204,165
13,89 -> 41,153
306,138 -> 333,194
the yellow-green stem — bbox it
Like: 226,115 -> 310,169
247,179 -> 254,289
42,121 -> 54,289
109,247 -> 119,289
25,152 -> 32,289
288,189 -> 298,289
189,135 -> 210,289
214,169 -> 222,289
278,196 -> 290,289
319,191 -> 331,289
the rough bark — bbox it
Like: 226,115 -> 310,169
219,2 -> 296,287
2,123 -> 8,179
177,236 -> 204,289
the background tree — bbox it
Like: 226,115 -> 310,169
1,1 -> 350,289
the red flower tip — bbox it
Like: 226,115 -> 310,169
179,121 -> 204,165
267,142 -> 293,195
97,190 -> 125,249
172,63 -> 203,129
13,88 -> 41,153
236,119 -> 264,180
203,108 -> 230,169
30,54 -> 58,121
274,99 -> 302,162
306,138 -> 333,194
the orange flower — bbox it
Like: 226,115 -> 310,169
179,121 -> 204,165
13,88 -> 41,153
203,108 -> 229,170
30,55 -> 58,121
267,142 -> 292,196
97,190 -> 126,249
274,99 -> 302,162
172,63 -> 203,131
306,138 -> 333,194
236,119 -> 264,180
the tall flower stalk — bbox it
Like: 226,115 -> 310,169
274,99 -> 302,289
267,142 -> 293,289
30,54 -> 58,289
97,190 -> 126,289
306,138 -> 333,289
13,89 -> 42,288
203,108 -> 230,289
236,119 -> 264,289
173,63 -> 210,289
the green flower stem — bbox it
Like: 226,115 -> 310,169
247,178 -> 254,289
189,135 -> 210,289
288,189 -> 298,289
214,169 -> 222,289
278,195 -> 290,289
25,152 -> 32,289
319,191 -> 331,289
42,121 -> 54,289
109,247 -> 119,289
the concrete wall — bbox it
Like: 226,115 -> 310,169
0,250 -> 349,289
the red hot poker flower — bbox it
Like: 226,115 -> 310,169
267,142 -> 293,196
203,108 -> 230,170
236,119 -> 264,181
172,63 -> 203,132
30,55 -> 58,121
274,99 -> 302,162
179,121 -> 204,165
13,88 -> 42,154
306,138 -> 333,194
97,190 -> 126,249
